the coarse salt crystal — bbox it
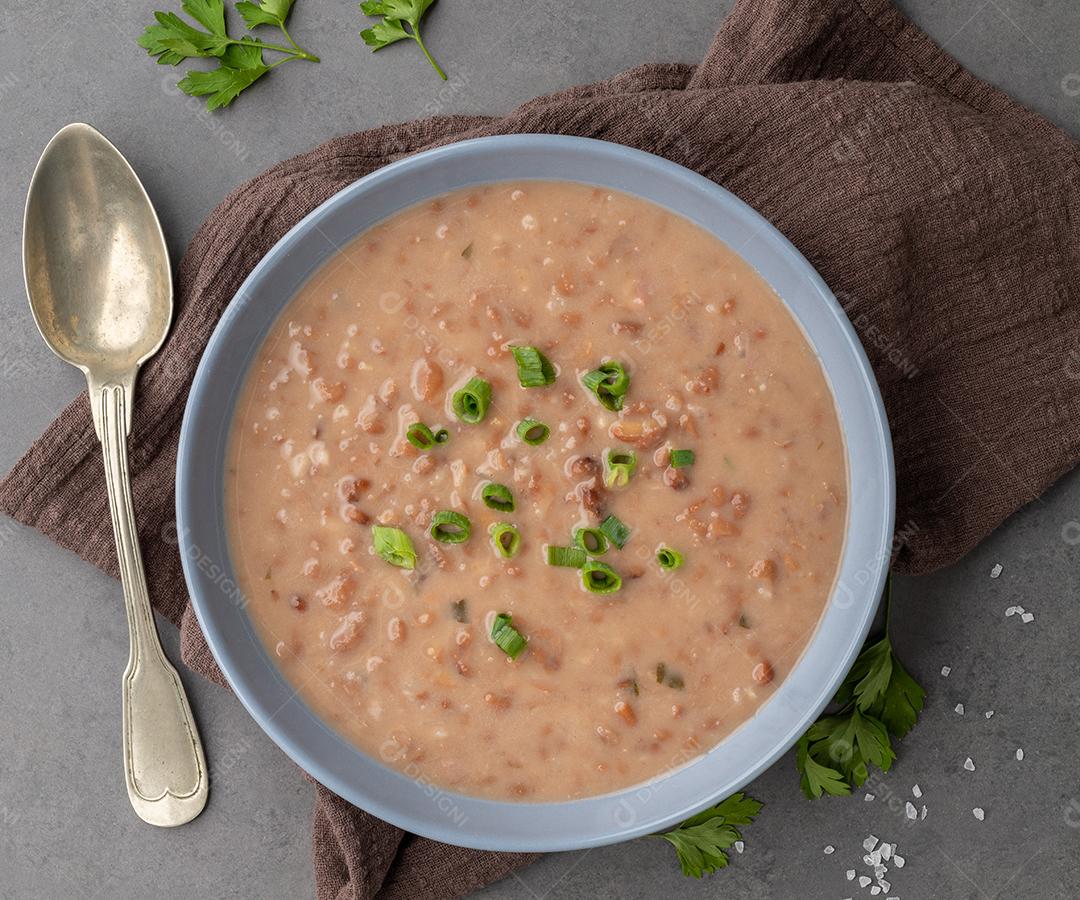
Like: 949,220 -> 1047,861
864,854 -> 876,866
882,843 -> 893,861
973,807 -> 985,821
846,870 -> 856,881
1022,612 -> 1035,623
874,865 -> 887,878
941,666 -> 951,677
879,880 -> 891,892
1005,606 -> 1018,617
824,845 -> 835,855
734,840 -> 744,854
920,804 -> 928,820
870,850 -> 882,866
894,854 -> 905,868
991,563 -> 1003,578
912,784 -> 922,799
859,876 -> 872,888
871,888 -> 881,896
865,793 -> 876,801
1017,748 -> 1025,761
1015,605 -> 1026,614
905,801 -> 917,819
863,836 -> 879,852
985,710 -> 994,719
955,703 -> 965,715
964,757 -> 976,771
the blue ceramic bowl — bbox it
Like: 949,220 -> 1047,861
177,135 -> 894,851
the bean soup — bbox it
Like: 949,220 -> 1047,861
226,181 -> 847,801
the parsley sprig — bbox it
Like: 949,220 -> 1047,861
797,575 -> 926,798
360,0 -> 446,80
140,0 -> 319,110
656,792 -> 762,877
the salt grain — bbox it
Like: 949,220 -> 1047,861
846,870 -> 856,881
905,801 -> 917,820
912,784 -> 922,799
920,805 -> 928,820
859,876 -> 872,888
1005,606 -> 1018,617
871,887 -> 881,896
863,836 -> 879,852
1016,748 -> 1025,761
894,855 -> 905,868
973,807 -> 985,821
882,843 -> 894,861
964,757 -> 976,771
955,703 -> 965,715
941,666 -> 951,677
864,854 -> 876,866
1021,612 -> 1035,623
880,880 -> 891,892
864,793 -> 876,801
824,845 -> 835,855
734,840 -> 744,854
991,563 -> 1003,578
985,710 -> 994,719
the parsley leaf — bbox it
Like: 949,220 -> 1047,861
795,574 -> 925,799
140,0 -> 319,109
360,0 -> 447,80
656,792 -> 762,878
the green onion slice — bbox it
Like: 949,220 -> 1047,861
573,526 -> 608,555
581,560 -> 622,594
581,360 -> 629,411
481,482 -> 515,513
490,523 -> 521,559
516,418 -> 550,446
599,514 -> 631,549
546,545 -> 587,568
491,612 -> 527,660
451,377 -> 492,424
434,428 -> 450,444
406,423 -> 440,450
510,345 -> 557,387
669,449 -> 696,468
430,510 -> 471,544
372,525 -> 418,569
603,449 -> 637,488
656,547 -> 684,570
451,599 -> 469,622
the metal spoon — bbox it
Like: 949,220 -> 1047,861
23,123 -> 208,826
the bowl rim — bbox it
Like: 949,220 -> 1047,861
177,133 -> 894,851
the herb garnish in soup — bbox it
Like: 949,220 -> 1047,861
226,181 -> 847,801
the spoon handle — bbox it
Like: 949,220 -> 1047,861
96,381 -> 209,827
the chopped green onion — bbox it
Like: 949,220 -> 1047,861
599,514 -> 631,549
516,418 -> 550,445
430,510 -> 471,544
581,560 -> 621,594
451,599 -> 469,623
603,449 -> 637,487
490,523 -> 521,558
481,482 -> 515,513
451,377 -> 492,424
656,547 -> 684,570
434,428 -> 450,443
406,422 -> 440,450
461,242 -> 473,259
491,612 -> 527,660
738,614 -> 751,629
510,345 -> 557,387
581,360 -> 629,411
656,662 -> 684,688
372,525 -> 418,569
546,545 -> 587,568
669,449 -> 695,468
573,527 -> 608,555
656,662 -> 667,683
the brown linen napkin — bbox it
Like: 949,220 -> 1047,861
5,0 -> 1080,896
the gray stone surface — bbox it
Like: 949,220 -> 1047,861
1,1 -> 1078,898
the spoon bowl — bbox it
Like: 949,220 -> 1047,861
23,123 -> 172,381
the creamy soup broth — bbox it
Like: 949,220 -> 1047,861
226,181 -> 847,801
